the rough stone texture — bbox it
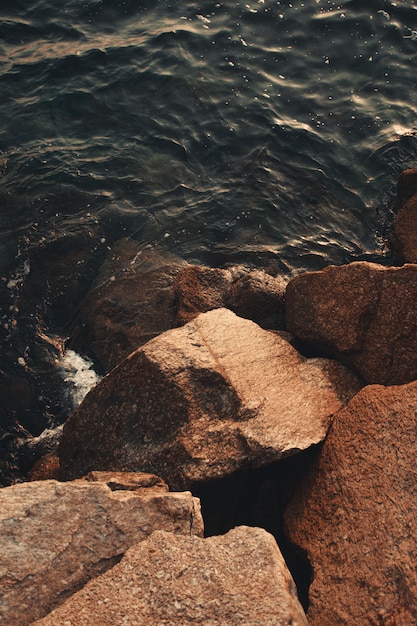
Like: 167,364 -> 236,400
286,261 -> 417,385
174,265 -> 287,329
69,240 -> 188,373
0,474 -> 203,626
285,382 -> 417,626
173,265 -> 234,325
58,308 -> 361,489
396,164 -> 417,208
391,193 -> 417,263
225,269 -> 287,328
33,526 -> 308,626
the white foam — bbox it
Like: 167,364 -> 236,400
59,349 -> 101,408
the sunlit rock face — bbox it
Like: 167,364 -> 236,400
0,472 -> 203,626
58,308 -> 361,489
286,261 -> 417,385
33,526 -> 308,626
285,381 -> 417,626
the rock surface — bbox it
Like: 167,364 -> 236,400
286,261 -> 417,385
69,240 -> 188,373
0,473 -> 203,626
391,193 -> 417,263
33,526 -> 308,626
174,264 -> 287,329
285,382 -> 417,626
396,163 -> 417,208
58,308 -> 361,489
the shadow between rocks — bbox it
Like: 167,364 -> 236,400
193,447 -> 319,612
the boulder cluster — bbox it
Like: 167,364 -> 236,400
3,165 -> 417,624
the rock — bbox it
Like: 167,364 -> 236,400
28,452 -> 61,480
174,265 -> 287,329
391,193 -> 417,264
396,164 -> 417,208
285,382 -> 417,626
0,474 -> 203,626
173,265 -> 234,325
286,261 -> 417,385
225,270 -> 287,329
69,240 -> 188,373
33,526 -> 308,626
58,308 -> 361,489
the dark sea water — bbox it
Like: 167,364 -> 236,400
1,0 -> 417,473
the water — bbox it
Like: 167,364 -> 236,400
1,0 -> 417,473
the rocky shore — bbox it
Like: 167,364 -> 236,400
2,165 -> 417,624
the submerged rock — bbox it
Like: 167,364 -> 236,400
58,308 -> 361,489
0,472 -> 202,626
33,526 -> 308,626
285,381 -> 417,626
286,261 -> 417,385
69,240 -> 188,373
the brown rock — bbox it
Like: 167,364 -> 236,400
285,382 -> 417,626
225,269 -> 287,328
69,240 -> 188,373
58,308 -> 361,489
391,193 -> 417,263
173,264 -> 234,324
0,474 -> 203,625
286,261 -> 417,385
28,452 -> 61,480
174,265 -> 287,329
33,526 -> 308,626
82,470 -> 169,493
396,164 -> 417,208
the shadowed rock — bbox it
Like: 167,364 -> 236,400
391,193 -> 417,264
58,308 -> 361,489
286,261 -> 417,385
396,164 -> 417,208
69,240 -> 188,373
285,382 -> 417,626
33,526 -> 308,626
0,473 -> 202,626
174,264 -> 287,329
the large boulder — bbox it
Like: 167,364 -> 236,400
58,308 -> 361,489
0,472 -> 203,626
33,526 -> 308,626
285,382 -> 417,626
174,265 -> 287,329
69,240 -> 188,373
286,261 -> 417,385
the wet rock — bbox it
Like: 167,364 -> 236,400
173,265 -> 234,325
69,240 -> 188,373
33,526 -> 308,626
285,382 -> 417,626
225,269 -> 287,328
0,473 -> 202,626
286,261 -> 417,385
391,193 -> 417,264
396,164 -> 417,208
58,308 -> 361,489
174,265 -> 287,329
